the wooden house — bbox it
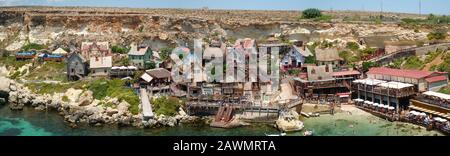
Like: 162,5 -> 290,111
81,42 -> 110,59
140,68 -> 171,95
67,53 -> 88,81
127,44 -> 153,70
89,56 -> 112,77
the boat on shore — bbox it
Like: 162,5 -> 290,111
304,130 -> 313,136
265,133 -> 287,136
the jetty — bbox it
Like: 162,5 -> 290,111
140,88 -> 154,120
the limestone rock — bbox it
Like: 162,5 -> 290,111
0,77 -> 11,92
78,91 -> 93,106
106,107 -> 119,116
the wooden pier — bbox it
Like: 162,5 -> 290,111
140,88 -> 154,120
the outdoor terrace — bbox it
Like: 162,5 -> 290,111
352,79 -> 416,97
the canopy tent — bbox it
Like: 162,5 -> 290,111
353,98 -> 364,102
409,111 -> 419,116
377,81 -> 414,89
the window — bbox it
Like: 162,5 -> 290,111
311,69 -> 316,74
104,69 -> 107,73
318,76 -> 322,80
325,65 -> 329,72
71,68 -> 75,73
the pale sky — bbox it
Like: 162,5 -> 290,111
1,0 -> 449,15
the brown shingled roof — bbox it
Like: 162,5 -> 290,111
145,68 -> 171,79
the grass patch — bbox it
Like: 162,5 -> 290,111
22,43 -> 47,51
25,80 -> 87,95
101,101 -> 117,109
402,56 -> 424,70
25,83 -> 74,95
438,84 -> 450,95
0,56 -> 31,70
26,61 -> 67,82
424,50 -> 443,64
151,96 -> 183,116
86,78 -> 139,115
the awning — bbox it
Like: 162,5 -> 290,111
141,73 -> 153,82
127,66 -> 138,70
353,98 -> 364,102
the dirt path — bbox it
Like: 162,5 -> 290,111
423,53 -> 444,71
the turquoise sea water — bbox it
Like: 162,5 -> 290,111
0,104 -> 444,136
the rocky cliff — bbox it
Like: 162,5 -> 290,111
0,7 -> 443,51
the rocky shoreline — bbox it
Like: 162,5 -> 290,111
0,68 -> 207,129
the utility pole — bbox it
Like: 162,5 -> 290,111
380,0 -> 384,19
419,0 -> 422,16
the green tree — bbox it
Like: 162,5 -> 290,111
146,61 -> 156,69
111,45 -> 128,54
362,62 -> 379,72
302,8 -> 322,19
346,42 -> 360,51
160,47 -> 174,61
211,66 -> 216,75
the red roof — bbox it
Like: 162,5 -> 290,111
332,70 -> 360,77
367,67 -> 432,79
425,76 -> 448,83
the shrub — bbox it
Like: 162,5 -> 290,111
362,62 -> 379,72
62,96 -> 69,102
346,42 -> 360,51
427,31 -> 447,40
146,61 -> 156,69
288,69 -> 301,75
111,45 -> 128,54
302,8 -> 322,19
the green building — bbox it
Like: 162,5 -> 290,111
128,44 -> 153,69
